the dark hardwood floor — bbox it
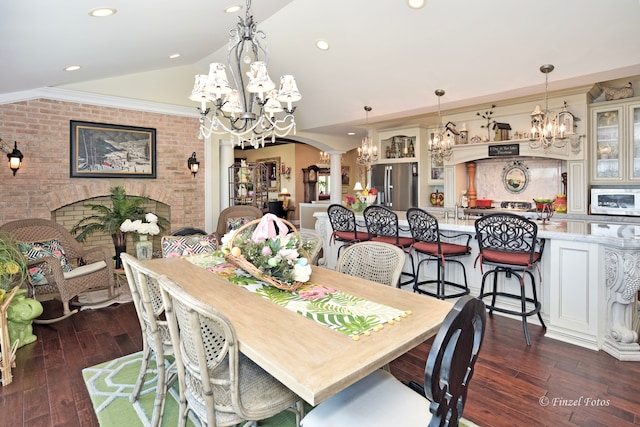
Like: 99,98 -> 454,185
2,299 -> 640,426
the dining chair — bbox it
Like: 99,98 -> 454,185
160,234 -> 218,258
214,205 -> 264,242
299,230 -> 323,266
300,295 -> 486,427
363,205 -> 415,287
327,203 -> 370,261
474,213 -> 546,346
406,207 -> 471,299
157,273 -> 304,427
336,241 -> 406,287
120,253 -> 175,427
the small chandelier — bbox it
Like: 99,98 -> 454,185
356,106 -> 378,170
189,0 -> 301,149
429,89 -> 453,162
529,64 -> 567,150
318,151 -> 330,166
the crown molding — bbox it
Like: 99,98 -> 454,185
0,87 -> 198,118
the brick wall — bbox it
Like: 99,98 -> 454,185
0,98 -> 206,253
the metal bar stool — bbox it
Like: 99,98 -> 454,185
474,213 -> 546,346
407,208 -> 471,299
363,205 -> 415,288
327,204 -> 370,261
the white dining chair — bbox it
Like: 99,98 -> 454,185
336,241 -> 406,287
120,253 -> 175,427
300,295 -> 486,427
157,273 -> 304,427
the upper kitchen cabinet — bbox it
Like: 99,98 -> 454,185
590,96 -> 640,184
376,127 -> 427,164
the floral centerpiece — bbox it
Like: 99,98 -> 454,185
120,212 -> 161,238
0,231 -> 28,298
121,212 -> 160,260
221,214 -> 312,290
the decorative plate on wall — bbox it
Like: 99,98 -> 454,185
502,160 -> 530,193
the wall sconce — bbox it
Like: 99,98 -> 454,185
280,162 -> 291,180
7,141 -> 24,176
187,152 -> 200,177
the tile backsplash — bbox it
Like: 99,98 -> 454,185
473,157 -> 565,205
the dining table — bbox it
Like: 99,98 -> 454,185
142,255 -> 453,405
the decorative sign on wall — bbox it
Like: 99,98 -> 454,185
488,143 -> 519,157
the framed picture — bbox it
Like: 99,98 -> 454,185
70,120 -> 156,178
257,157 -> 280,191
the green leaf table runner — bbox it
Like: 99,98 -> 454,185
184,252 -> 410,339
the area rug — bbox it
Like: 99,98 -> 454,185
82,351 -> 302,426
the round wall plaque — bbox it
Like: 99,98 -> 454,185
502,161 -> 530,193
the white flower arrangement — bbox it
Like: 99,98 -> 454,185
120,212 -> 161,236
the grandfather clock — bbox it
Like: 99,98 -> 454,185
302,165 -> 319,203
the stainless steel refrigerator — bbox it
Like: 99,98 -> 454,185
369,162 -> 418,211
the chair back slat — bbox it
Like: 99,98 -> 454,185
406,207 -> 440,245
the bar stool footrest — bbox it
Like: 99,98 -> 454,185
414,280 -> 469,300
479,291 -> 542,317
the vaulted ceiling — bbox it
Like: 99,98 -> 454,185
2,0 -> 640,150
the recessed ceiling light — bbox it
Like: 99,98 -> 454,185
406,0 -> 426,9
316,40 -> 330,51
225,4 -> 242,13
347,132 -> 356,136
169,53 -> 181,59
88,8 -> 117,17
64,65 -> 81,72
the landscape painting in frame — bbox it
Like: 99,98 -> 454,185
70,120 -> 157,178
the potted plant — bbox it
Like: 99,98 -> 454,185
0,231 -> 28,298
71,186 -> 167,268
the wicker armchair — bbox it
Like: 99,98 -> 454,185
0,218 -> 115,322
157,274 -> 303,427
214,205 -> 264,242
336,241 -> 406,287
120,253 -> 175,427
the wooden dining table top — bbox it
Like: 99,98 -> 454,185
142,256 -> 452,405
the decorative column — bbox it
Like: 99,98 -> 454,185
330,152 -> 342,205
466,161 -> 477,208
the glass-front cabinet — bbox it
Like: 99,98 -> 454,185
228,162 -> 269,209
590,98 -> 640,183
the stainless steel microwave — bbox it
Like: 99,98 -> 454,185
591,188 -> 640,216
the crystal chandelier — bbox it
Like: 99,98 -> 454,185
318,151 -> 330,166
189,0 -> 301,149
356,106 -> 378,170
429,89 -> 453,162
529,64 -> 567,150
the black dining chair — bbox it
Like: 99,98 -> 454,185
363,205 -> 415,288
300,295 -> 486,427
474,213 -> 546,346
407,207 -> 472,299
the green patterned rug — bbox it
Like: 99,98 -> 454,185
82,351 -> 301,427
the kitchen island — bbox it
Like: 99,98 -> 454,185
314,209 -> 640,361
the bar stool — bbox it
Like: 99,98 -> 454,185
363,205 -> 415,288
327,204 -> 370,261
474,213 -> 546,346
406,207 -> 471,299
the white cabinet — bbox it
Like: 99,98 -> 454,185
590,97 -> 640,184
376,127 -> 426,165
